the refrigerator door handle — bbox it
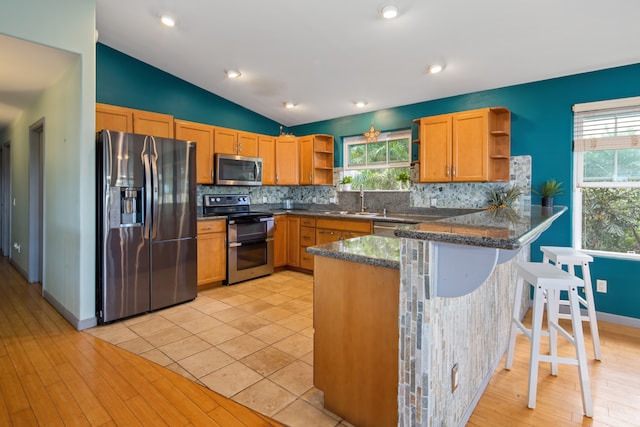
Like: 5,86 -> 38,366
143,153 -> 152,239
150,139 -> 160,240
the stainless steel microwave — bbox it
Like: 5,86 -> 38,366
214,154 -> 263,186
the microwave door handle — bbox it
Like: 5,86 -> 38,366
254,160 -> 260,180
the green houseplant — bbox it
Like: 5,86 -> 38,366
396,171 -> 410,189
339,175 -> 353,191
533,178 -> 564,207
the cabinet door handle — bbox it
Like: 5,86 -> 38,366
238,142 -> 243,153
452,165 -> 457,177
309,172 -> 312,182
446,165 -> 450,177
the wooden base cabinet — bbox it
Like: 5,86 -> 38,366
286,216 -> 301,267
315,218 -> 372,244
273,215 -> 287,268
314,256 -> 399,427
415,107 -> 510,182
299,217 -> 316,270
197,219 -> 226,287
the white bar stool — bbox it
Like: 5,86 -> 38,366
540,246 -> 601,360
505,262 -> 593,417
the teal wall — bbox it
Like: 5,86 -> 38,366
96,44 -> 640,321
96,43 -> 281,135
291,64 -> 640,321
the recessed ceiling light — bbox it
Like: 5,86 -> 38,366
381,5 -> 399,19
427,64 -> 444,74
160,15 -> 175,27
225,70 -> 241,78
355,101 -> 368,108
284,102 -> 296,109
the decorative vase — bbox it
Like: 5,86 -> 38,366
541,196 -> 554,207
341,183 -> 352,192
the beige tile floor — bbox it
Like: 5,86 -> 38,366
86,270 -> 353,427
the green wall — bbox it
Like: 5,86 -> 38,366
96,44 -> 640,321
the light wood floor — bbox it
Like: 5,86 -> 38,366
2,256 -> 639,426
0,257 -> 284,426
468,310 -> 640,426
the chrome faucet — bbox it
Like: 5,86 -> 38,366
360,184 -> 366,212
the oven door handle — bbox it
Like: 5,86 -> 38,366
229,242 -> 242,248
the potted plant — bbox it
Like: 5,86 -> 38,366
339,175 -> 353,191
533,178 -> 564,207
487,186 -> 522,210
397,171 -> 411,189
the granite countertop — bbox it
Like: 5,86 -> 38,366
270,207 -> 478,223
306,235 -> 401,270
394,205 -> 567,250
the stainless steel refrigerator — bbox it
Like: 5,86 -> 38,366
96,130 -> 197,324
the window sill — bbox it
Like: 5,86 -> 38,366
581,249 -> 640,262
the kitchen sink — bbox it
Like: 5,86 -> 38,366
323,211 -> 382,217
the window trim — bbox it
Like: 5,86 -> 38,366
572,97 -> 640,259
343,129 -> 412,171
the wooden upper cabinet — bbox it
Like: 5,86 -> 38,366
259,135 -> 276,185
299,134 -> 334,185
96,103 -> 133,133
299,136 -> 314,185
96,103 -> 174,138
133,110 -> 174,138
213,127 -> 238,154
275,135 -> 299,185
213,128 -> 259,157
416,107 -> 510,183
237,131 -> 259,157
418,115 -> 452,182
175,120 -> 215,184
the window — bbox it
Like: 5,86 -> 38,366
573,97 -> 640,258
343,129 -> 411,190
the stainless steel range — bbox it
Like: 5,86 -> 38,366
203,194 -> 274,285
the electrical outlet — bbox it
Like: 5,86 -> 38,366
596,279 -> 607,293
451,363 -> 459,392
312,196 -> 317,204
262,196 -> 267,203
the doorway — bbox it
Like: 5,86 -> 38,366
0,142 -> 10,257
29,120 -> 44,284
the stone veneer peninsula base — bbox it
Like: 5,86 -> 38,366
313,255 -> 400,427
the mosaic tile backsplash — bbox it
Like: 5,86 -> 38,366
196,156 -> 532,213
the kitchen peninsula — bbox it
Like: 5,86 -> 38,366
307,206 -> 567,427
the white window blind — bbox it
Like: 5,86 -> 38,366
573,96 -> 640,152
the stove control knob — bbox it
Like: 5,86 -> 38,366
215,197 -> 221,202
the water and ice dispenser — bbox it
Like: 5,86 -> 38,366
109,187 -> 143,228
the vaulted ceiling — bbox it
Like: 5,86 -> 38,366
2,1 -> 639,130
